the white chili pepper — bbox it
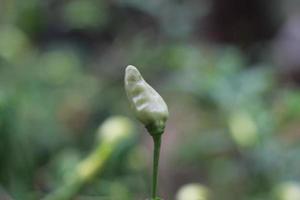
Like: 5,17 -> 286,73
124,65 -> 169,136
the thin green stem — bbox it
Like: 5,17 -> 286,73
151,135 -> 161,199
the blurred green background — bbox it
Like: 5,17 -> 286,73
1,0 -> 300,199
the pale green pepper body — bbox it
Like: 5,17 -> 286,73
125,65 -> 169,136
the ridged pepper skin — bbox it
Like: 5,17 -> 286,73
125,65 -> 168,136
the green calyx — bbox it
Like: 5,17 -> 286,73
146,120 -> 165,136
124,65 -> 169,135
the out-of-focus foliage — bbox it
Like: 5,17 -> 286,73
42,116 -> 135,200
273,181 -> 300,200
0,0 -> 300,200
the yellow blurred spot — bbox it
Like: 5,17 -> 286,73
176,183 -> 210,200
98,116 -> 134,144
275,181 -> 300,200
229,111 -> 258,147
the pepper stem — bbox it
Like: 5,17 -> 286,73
151,134 -> 162,199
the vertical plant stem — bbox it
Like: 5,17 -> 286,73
152,135 -> 161,199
